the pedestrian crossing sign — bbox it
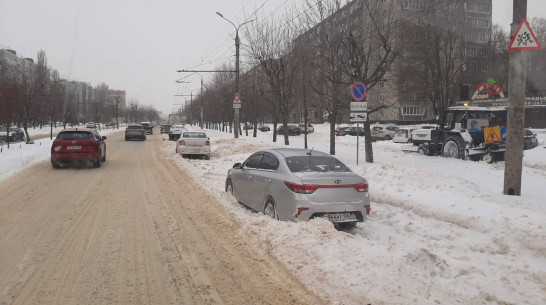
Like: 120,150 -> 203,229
484,126 -> 502,144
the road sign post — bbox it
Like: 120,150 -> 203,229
350,82 -> 368,165
504,9 -> 542,195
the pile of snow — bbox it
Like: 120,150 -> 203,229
164,124 -> 546,305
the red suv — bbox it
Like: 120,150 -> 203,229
51,128 -> 107,168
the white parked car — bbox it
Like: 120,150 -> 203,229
298,123 -> 314,134
175,131 -> 211,159
393,128 -> 413,143
371,125 -> 399,141
168,124 -> 187,140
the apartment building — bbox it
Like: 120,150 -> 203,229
292,0 -> 493,124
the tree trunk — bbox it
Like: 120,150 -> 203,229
329,114 -> 336,155
364,119 -> 374,163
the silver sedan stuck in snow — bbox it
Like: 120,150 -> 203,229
225,148 -> 370,227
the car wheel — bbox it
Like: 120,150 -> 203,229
101,149 -> 106,162
125,136 -> 128,141
51,161 -> 60,169
204,155 -> 210,160
94,152 -> 102,168
263,199 -> 279,220
175,147 -> 178,154
442,136 -> 466,160
384,135 -> 391,141
225,179 -> 234,194
481,152 -> 495,164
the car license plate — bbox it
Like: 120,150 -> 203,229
67,146 -> 81,150
324,213 -> 356,222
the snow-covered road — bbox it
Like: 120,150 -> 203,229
164,124 -> 546,305
1,124 -> 544,304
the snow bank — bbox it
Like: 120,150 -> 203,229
163,124 -> 546,305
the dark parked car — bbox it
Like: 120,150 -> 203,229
160,124 -> 172,134
0,126 -> 25,142
345,127 -> 365,136
523,129 -> 538,150
277,125 -> 301,136
51,128 -> 107,168
258,125 -> 270,132
125,124 -> 146,141
335,126 -> 351,136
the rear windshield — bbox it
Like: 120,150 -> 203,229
127,125 -> 143,129
182,132 -> 206,138
285,156 -> 351,173
57,131 -> 94,140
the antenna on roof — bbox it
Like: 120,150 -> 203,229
306,147 -> 314,155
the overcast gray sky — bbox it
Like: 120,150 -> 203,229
1,0 -> 545,116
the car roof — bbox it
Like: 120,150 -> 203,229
262,148 -> 330,158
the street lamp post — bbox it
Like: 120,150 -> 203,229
216,12 -> 254,138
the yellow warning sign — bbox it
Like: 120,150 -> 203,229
484,126 -> 501,144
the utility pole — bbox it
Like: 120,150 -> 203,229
504,0 -> 527,196
200,78 -> 204,129
216,12 -> 254,139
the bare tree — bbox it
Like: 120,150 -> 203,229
416,2 -> 465,119
338,0 -> 402,162
246,13 -> 298,145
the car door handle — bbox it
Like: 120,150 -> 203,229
265,178 -> 271,183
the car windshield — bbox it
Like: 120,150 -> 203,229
173,125 -> 184,129
57,131 -> 94,140
285,156 -> 351,173
372,127 -> 382,131
183,132 -> 206,138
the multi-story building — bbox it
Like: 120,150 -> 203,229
292,0 -> 493,124
0,49 -> 36,81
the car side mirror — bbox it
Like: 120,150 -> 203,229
233,162 -> 242,169
102,136 -> 107,140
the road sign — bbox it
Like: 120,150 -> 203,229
350,102 -> 368,112
350,112 -> 367,122
233,94 -> 242,104
351,82 -> 367,101
484,126 -> 501,144
509,18 -> 541,51
233,103 -> 241,109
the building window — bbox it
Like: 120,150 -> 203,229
464,47 -> 486,57
403,1 -> 425,10
402,105 -> 425,115
466,17 -> 491,29
465,33 -> 490,42
469,61 -> 487,72
465,3 -> 491,14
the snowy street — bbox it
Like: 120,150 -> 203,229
0,125 -> 545,304
165,124 -> 546,305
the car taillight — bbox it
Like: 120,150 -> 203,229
178,140 -> 185,145
405,132 -> 408,138
284,181 -> 319,194
169,131 -> 172,134
355,183 -> 368,192
53,145 -> 62,152
365,205 -> 370,215
205,140 -> 210,146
